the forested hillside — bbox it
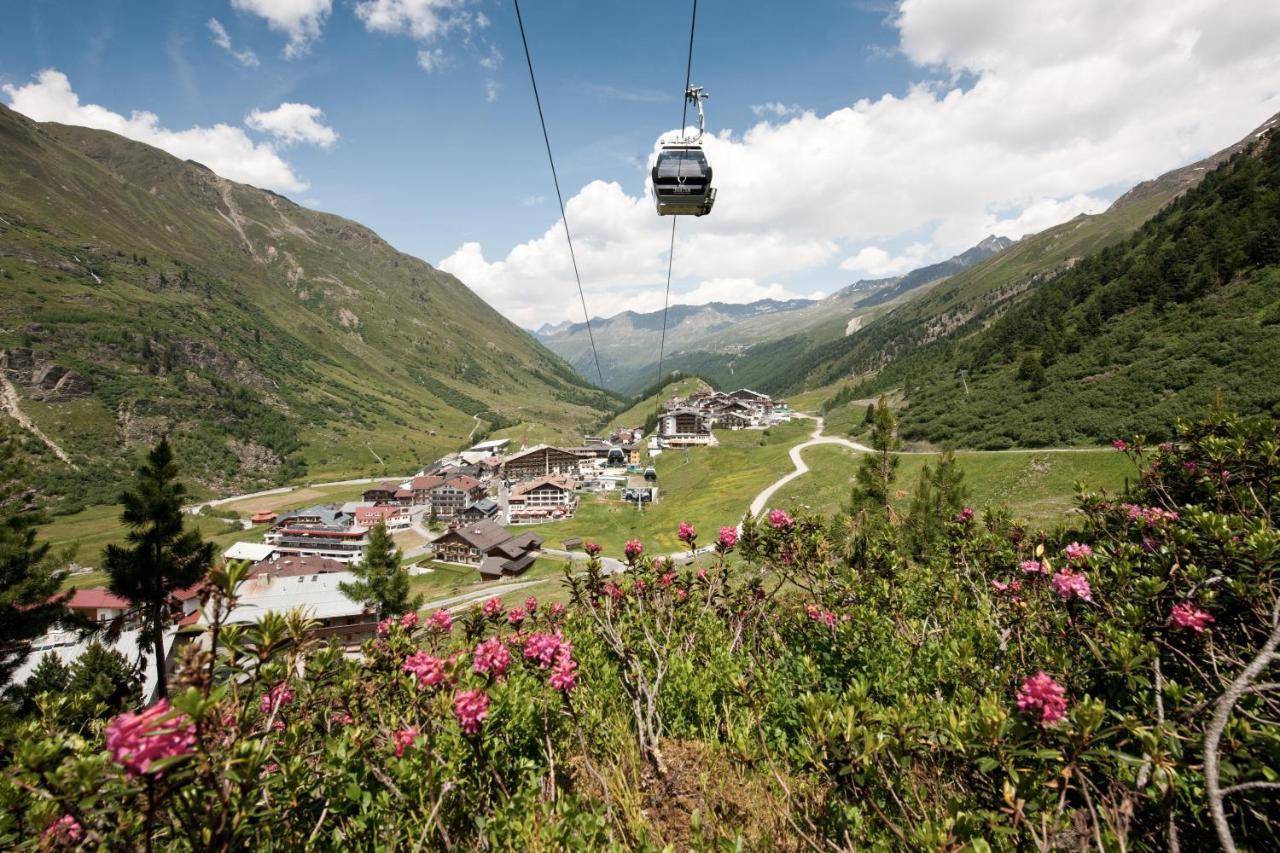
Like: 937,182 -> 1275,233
0,105 -> 615,511
867,128 -> 1280,447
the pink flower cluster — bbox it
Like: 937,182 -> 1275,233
524,596 -> 538,613
1063,542 -> 1093,561
549,602 -> 566,620
1171,601 -> 1215,633
260,683 -> 295,716
105,699 -> 197,776
804,603 -> 838,628
1020,559 -> 1044,575
521,631 -> 579,692
956,506 -> 975,522
393,727 -> 419,757
473,637 -> 511,680
42,815 -> 83,847
1123,503 -> 1179,525
507,606 -> 526,627
584,541 -> 602,556
404,651 -> 448,688
428,608 -> 453,633
400,611 -> 419,630
483,596 -> 505,619
624,539 -> 645,561
376,616 -> 395,637
454,689 -> 490,735
718,526 -> 738,550
678,521 -> 697,544
1052,568 -> 1094,602
767,508 -> 795,531
991,579 -> 1023,595
1112,439 -> 1128,451
1017,671 -> 1068,725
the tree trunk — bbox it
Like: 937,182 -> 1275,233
150,605 -> 168,700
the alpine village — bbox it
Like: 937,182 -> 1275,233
2,2 -> 1280,850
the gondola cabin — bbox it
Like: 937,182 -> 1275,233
652,143 -> 715,216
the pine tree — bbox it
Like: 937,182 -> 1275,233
0,430 -> 68,687
854,396 -> 901,515
21,653 -> 70,708
340,521 -> 421,618
68,640 -> 142,717
904,451 -> 970,557
103,438 -> 213,699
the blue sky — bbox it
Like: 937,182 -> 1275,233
4,1 -> 1280,327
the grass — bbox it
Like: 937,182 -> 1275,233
607,377 -> 710,433
770,445 -> 1138,528
408,557 -> 571,609
214,483 -> 373,517
530,421 -> 812,557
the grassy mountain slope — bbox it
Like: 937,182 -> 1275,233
539,238 -> 1012,395
885,130 -> 1280,447
723,115 -> 1278,401
0,105 -> 615,512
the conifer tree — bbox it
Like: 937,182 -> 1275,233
854,396 -> 901,515
904,451 -> 970,556
103,438 -> 213,699
340,521 -> 421,618
0,430 -> 68,687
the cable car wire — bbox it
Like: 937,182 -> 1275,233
656,0 -> 699,389
511,0 -> 606,388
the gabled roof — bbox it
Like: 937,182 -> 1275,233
510,474 -> 576,497
65,588 -> 130,610
365,480 -> 403,493
411,475 -> 446,491
463,498 -> 499,514
437,474 -> 483,492
277,505 -> 348,528
224,541 -> 278,563
503,444 -> 586,464
250,554 -> 346,578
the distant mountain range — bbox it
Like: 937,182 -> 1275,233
0,104 -> 614,511
535,236 -> 1016,395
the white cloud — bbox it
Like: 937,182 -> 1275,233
444,0 -> 1280,327
3,70 -> 311,193
231,0 -> 331,58
484,79 -> 500,103
840,245 -> 930,278
208,18 -> 260,68
750,102 -> 805,119
478,44 -> 503,70
416,47 -> 447,72
245,102 -> 338,147
679,278 -> 826,306
520,195 -> 546,207
354,0 -> 466,40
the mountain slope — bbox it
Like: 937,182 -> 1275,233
885,127 -> 1280,447
729,113 -> 1280,400
538,236 -> 1013,395
0,104 -> 615,511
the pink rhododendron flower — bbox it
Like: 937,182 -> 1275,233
550,654 -> 578,692
1052,568 -> 1094,602
1020,560 -> 1044,574
428,608 -> 453,633
991,580 -> 1009,592
1017,671 -> 1068,725
483,596 -> 505,619
393,727 -> 419,757
404,651 -> 447,688
507,606 -> 526,627
400,611 -> 419,630
624,539 -> 645,561
376,616 -> 394,637
1112,439 -> 1128,451
696,568 -> 708,581
1182,461 -> 1198,472
105,699 -> 197,776
584,541 -> 602,556
660,571 -> 676,588
678,521 -> 696,544
260,683 -> 294,715
956,506 -> 975,522
473,637 -> 511,679
633,579 -> 647,593
676,588 -> 687,601
1171,601 -> 1215,633
549,602 -> 565,619
331,711 -> 354,725
524,596 -> 538,613
604,582 -> 624,601
42,815 -> 82,846
767,508 -> 794,531
523,632 -> 564,669
454,689 -> 490,734
718,526 -> 738,550
1063,542 -> 1093,561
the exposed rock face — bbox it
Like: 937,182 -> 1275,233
226,438 -> 282,474
1,348 -> 92,399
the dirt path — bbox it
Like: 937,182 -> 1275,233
0,373 -> 78,468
